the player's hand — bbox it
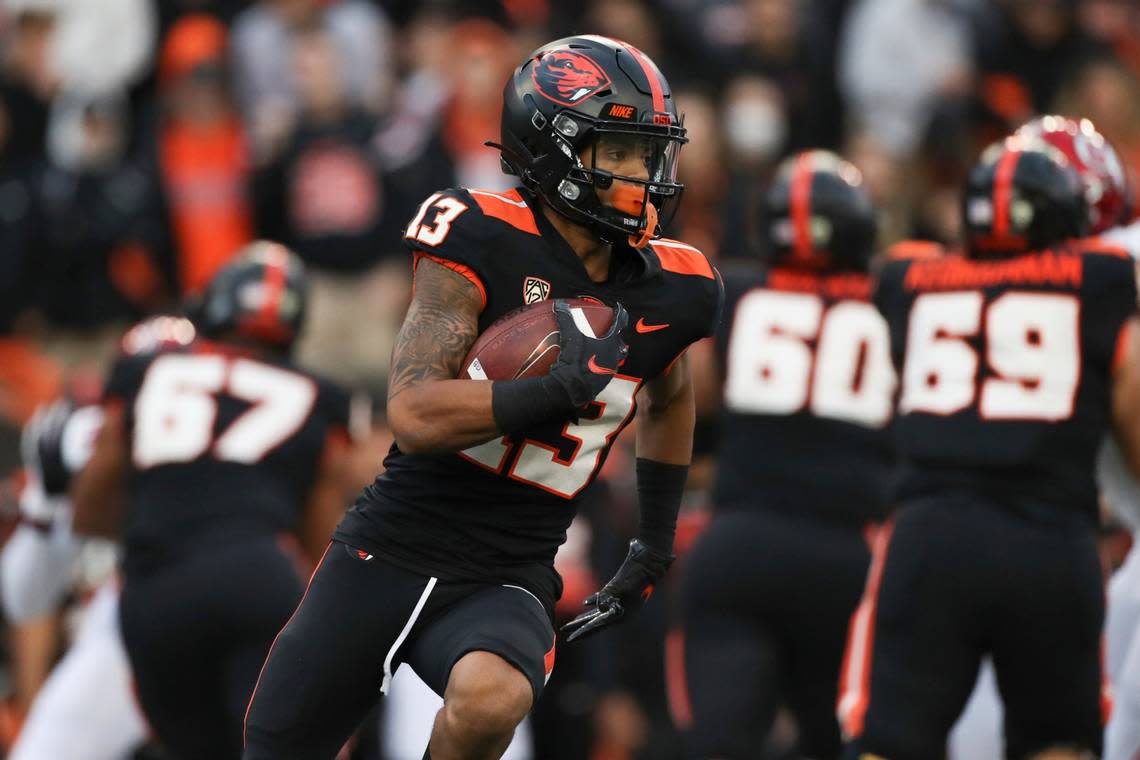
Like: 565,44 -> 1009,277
547,300 -> 629,408
22,399 -> 76,496
561,539 -> 673,643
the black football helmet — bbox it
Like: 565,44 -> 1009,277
494,35 -> 687,249
963,138 -> 1090,258
195,241 -> 307,350
763,150 -> 877,272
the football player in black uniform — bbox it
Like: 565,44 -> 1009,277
840,139 -> 1140,759
243,35 -> 722,760
72,242 -> 357,760
678,150 -> 895,759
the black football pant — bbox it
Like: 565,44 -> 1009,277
120,536 -> 307,760
840,495 -> 1106,760
679,508 -> 872,760
243,540 -> 556,759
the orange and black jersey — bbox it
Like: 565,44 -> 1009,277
875,241 -> 1138,521
714,266 -> 896,527
335,186 -> 724,610
104,340 -> 352,574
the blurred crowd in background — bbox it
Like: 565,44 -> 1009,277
2,0 -> 1140,757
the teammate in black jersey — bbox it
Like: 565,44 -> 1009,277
676,150 -> 894,760
840,139 -> 1140,760
243,35 -> 722,760
72,243 -> 357,760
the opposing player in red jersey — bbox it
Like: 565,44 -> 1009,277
242,36 -> 722,760
840,138 -> 1140,760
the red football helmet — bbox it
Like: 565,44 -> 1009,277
1015,115 -> 1131,233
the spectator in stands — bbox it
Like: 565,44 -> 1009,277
24,91 -> 170,374
230,0 -> 392,163
1,0 -> 155,102
717,75 -> 787,260
1,8 -> 51,161
443,19 -> 519,190
151,13 -> 252,295
253,21 -> 401,391
683,0 -> 843,151
839,0 -> 973,162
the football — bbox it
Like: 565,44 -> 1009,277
460,298 -> 615,381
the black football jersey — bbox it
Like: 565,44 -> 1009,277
875,241 -> 1138,521
335,186 -> 724,607
714,266 -> 896,526
104,340 -> 352,573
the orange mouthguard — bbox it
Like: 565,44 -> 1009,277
609,185 -> 656,249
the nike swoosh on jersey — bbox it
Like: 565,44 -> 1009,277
635,318 -> 670,333
587,355 -> 617,375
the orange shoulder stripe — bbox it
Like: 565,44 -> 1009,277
886,240 -> 944,260
413,251 -> 487,311
1072,236 -> 1132,259
468,189 -> 540,236
652,239 -> 715,279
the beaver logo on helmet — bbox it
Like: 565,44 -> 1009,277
531,50 -> 612,106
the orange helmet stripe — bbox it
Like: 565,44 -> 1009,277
992,148 -> 1022,240
790,152 -> 815,263
612,39 -> 665,114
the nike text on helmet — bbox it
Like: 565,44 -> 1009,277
1015,115 -> 1132,234
493,35 -> 687,249
962,136 -> 1090,259
196,241 -> 308,350
764,149 -> 877,273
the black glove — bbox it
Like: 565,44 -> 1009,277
561,539 -> 674,643
22,399 -> 76,496
491,301 -> 629,433
547,299 -> 629,408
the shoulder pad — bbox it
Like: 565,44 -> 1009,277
404,187 -> 540,247
1068,236 -> 1132,260
464,188 -> 540,236
885,240 -> 944,261
649,238 -> 716,279
119,316 -> 197,357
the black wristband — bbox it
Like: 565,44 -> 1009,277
635,458 -> 689,554
491,376 -> 573,433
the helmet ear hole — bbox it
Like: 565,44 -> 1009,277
558,179 -> 582,201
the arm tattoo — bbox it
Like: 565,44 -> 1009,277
388,258 -> 481,402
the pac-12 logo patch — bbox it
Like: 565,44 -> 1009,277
532,51 -> 612,106
524,276 -> 551,304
